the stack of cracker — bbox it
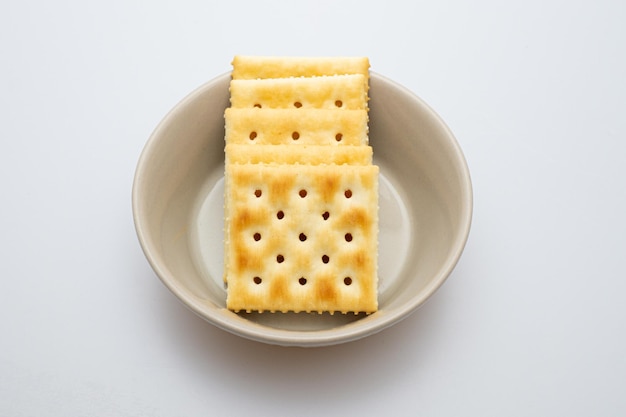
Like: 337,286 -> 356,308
224,56 -> 379,314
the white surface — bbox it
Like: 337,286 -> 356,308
1,0 -> 625,415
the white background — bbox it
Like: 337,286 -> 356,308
2,1 -> 625,415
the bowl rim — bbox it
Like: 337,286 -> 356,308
132,71 -> 473,347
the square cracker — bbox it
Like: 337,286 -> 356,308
224,163 -> 379,314
232,56 -> 370,80
225,144 -> 373,166
225,108 -> 368,146
229,74 -> 368,110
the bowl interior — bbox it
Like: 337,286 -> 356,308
132,72 -> 472,346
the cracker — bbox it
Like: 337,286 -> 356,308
225,108 -> 368,146
226,144 -> 373,166
232,56 -> 370,80
229,74 -> 368,110
224,163 -> 379,314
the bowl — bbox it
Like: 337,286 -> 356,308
132,72 -> 472,347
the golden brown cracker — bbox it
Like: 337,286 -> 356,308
224,163 -> 379,314
232,56 -> 370,80
225,108 -> 368,146
229,74 -> 368,110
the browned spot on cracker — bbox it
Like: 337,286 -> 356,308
318,172 -> 340,203
316,276 -> 337,303
353,250 -> 368,268
338,207 -> 371,231
233,241 -> 263,273
270,276 -> 288,302
269,175 -> 296,205
360,168 -> 378,189
231,207 -> 270,232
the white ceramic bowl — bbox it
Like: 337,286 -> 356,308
132,72 -> 472,347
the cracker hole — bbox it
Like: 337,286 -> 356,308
299,189 -> 307,198
249,131 -> 257,140
335,133 -> 343,142
294,101 -> 302,108
322,255 -> 329,264
344,277 -> 352,286
253,232 -> 261,241
299,277 -> 307,285
276,254 -> 284,263
299,233 -> 307,242
345,233 -> 353,242
253,103 -> 262,108
344,189 -> 353,198
253,276 -> 262,284
322,211 -> 330,220
335,100 -> 343,108
277,210 -> 284,219
254,189 -> 262,197
292,131 -> 300,140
